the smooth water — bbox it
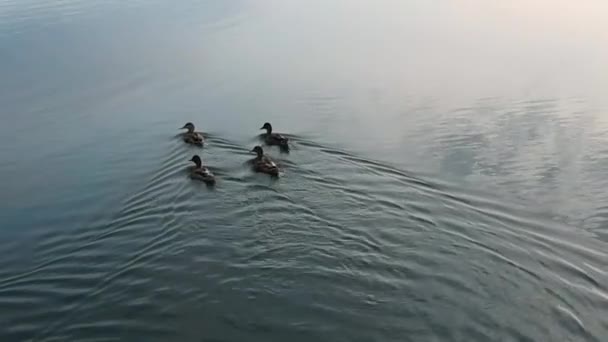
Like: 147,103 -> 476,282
1,1 -> 608,341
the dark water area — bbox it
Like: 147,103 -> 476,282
1,1 -> 608,341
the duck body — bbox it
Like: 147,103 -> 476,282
189,155 -> 215,185
181,122 -> 204,147
184,132 -> 204,146
250,146 -> 279,176
260,122 -> 289,149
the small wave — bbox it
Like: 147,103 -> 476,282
2,134 -> 608,341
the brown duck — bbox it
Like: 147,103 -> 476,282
189,155 -> 215,184
260,122 -> 289,149
250,145 -> 279,176
180,122 -> 204,146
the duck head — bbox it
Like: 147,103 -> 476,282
189,155 -> 202,167
251,145 -> 264,157
181,122 -> 195,133
260,122 -> 273,134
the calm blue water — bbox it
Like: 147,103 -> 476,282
1,1 -> 608,341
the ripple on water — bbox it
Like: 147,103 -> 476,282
1,135 -> 608,341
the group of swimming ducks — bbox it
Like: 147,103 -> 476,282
180,121 -> 289,185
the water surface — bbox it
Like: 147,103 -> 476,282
1,1 -> 608,341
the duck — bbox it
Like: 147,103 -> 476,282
180,122 -> 204,146
260,122 -> 289,149
189,155 -> 215,185
250,145 -> 279,176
